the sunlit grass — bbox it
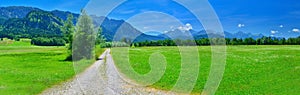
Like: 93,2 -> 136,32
112,45 -> 300,94
0,40 -> 105,94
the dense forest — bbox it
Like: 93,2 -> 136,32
0,10 -> 64,39
0,9 -> 67,46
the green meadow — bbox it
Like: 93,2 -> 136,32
112,46 -> 300,94
0,39 -> 104,95
1,38 -> 299,94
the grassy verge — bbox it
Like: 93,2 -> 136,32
73,46 -> 106,73
112,45 -> 300,94
0,40 -> 105,94
95,46 -> 106,59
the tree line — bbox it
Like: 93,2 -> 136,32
31,37 -> 66,46
129,36 -> 300,47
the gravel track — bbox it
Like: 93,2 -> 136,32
40,49 -> 176,95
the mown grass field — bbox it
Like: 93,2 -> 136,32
0,39 -> 105,95
112,45 -> 300,94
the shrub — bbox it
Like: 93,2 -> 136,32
31,37 -> 66,46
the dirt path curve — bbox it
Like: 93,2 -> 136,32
40,49 -> 176,95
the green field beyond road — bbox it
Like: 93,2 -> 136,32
112,46 -> 300,94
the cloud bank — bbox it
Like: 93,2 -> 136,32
178,23 -> 193,31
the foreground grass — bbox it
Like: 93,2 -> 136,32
112,45 -> 300,94
0,40 -> 105,94
0,46 -> 73,94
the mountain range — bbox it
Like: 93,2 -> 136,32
0,6 -> 265,42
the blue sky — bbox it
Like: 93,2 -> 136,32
210,0 -> 300,37
1,0 -> 300,37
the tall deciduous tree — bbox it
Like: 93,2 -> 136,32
61,14 -> 75,60
96,27 -> 106,45
72,10 -> 96,60
0,25 -> 3,39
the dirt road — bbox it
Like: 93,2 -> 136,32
41,49 -> 175,95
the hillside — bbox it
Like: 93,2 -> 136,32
0,6 -> 268,42
0,6 -> 166,42
0,10 -> 64,39
0,6 -> 42,19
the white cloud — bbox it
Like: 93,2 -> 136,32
238,24 -> 245,28
279,25 -> 284,28
271,30 -> 278,34
292,28 -> 300,32
185,23 -> 193,30
143,26 -> 149,29
178,23 -> 193,31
